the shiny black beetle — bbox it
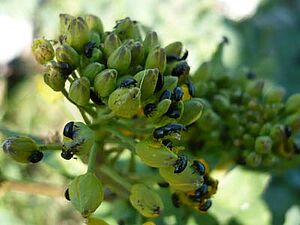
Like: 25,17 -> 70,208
118,78 -> 137,88
173,154 -> 188,173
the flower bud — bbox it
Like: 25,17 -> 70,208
135,139 -> 178,168
264,87 -> 285,103
255,136 -> 272,154
134,69 -> 159,101
32,38 -> 54,65
114,17 -> 141,41
165,41 -> 183,59
44,65 -> 66,91
286,93 -> 300,114
2,136 -> 41,163
94,69 -> 117,97
69,77 -> 90,106
145,47 -> 166,73
245,80 -> 264,97
55,43 -> 80,68
245,152 -> 262,167
270,124 -> 285,145
156,76 -> 178,97
108,87 -> 141,118
143,31 -> 159,55
82,62 -> 105,83
85,14 -> 104,37
59,13 -> 75,34
285,112 -> 300,132
69,172 -> 104,218
129,184 -> 164,218
130,41 -> 145,66
103,33 -> 122,58
179,98 -> 204,126
66,17 -> 90,52
107,45 -> 131,74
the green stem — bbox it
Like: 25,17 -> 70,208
103,126 -> 136,151
87,142 -> 99,173
78,108 -> 91,125
38,144 -> 62,151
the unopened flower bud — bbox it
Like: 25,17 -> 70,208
85,14 -> 104,37
108,87 -> 141,118
103,33 -> 122,58
2,136 -> 42,163
67,17 -> 90,52
82,62 -> 105,83
130,41 -> 145,66
134,69 -> 159,101
59,13 -> 75,34
179,98 -> 204,125
143,31 -> 159,55
145,47 -> 166,73
69,77 -> 90,106
165,41 -> 183,59
286,93 -> 300,114
255,136 -> 272,154
94,69 -> 117,97
44,64 -> 66,91
114,17 -> 141,41
32,38 -> 54,65
107,45 -> 131,74
55,43 -> 80,68
286,112 -> 300,132
264,87 -> 285,103
69,172 -> 104,218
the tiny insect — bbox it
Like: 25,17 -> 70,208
90,90 -> 104,105
166,50 -> 189,63
144,103 -> 157,117
173,154 -> 188,173
192,160 -> 206,176
157,182 -> 170,188
199,199 -> 212,212
28,151 -> 44,163
64,188 -> 71,201
152,206 -> 161,215
153,123 -> 187,139
84,41 -> 96,58
186,77 -> 195,97
61,150 -> 74,160
57,62 -> 73,77
154,72 -> 164,93
171,61 -> 190,77
118,78 -> 137,88
172,87 -> 183,102
171,193 -> 181,208
162,139 -> 172,149
284,126 -> 292,138
63,121 -> 74,139
165,104 -> 181,119
194,184 -> 209,201
159,90 -> 172,102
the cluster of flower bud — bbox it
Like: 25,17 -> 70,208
187,38 -> 300,168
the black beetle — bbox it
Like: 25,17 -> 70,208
57,62 -> 73,77
157,182 -> 170,188
172,87 -> 183,102
159,90 -> 172,102
165,104 -> 181,119
194,184 -> 209,201
171,61 -> 190,77
118,78 -> 137,88
162,139 -> 172,149
84,41 -> 96,58
64,188 -> 71,201
199,199 -> 212,212
174,154 -> 188,173
153,123 -> 187,139
28,151 -> 44,163
166,50 -> 188,63
90,89 -> 104,105
171,193 -> 181,208
192,160 -> 206,176
154,72 -> 164,93
63,121 -> 74,139
144,103 -> 157,117
181,50 -> 188,60
61,150 -> 74,160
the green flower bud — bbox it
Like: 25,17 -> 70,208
255,136 -> 272,154
270,124 -> 285,145
85,14 -> 104,37
286,112 -> 300,132
108,87 -> 141,118
179,98 -> 204,126
44,65 -> 66,91
103,33 -> 122,58
148,99 -> 172,123
2,136 -> 40,163
80,49 -> 103,69
82,62 -> 105,83
94,69 -> 117,97
245,80 -> 264,97
59,13 -> 75,34
114,17 -> 142,41
245,152 -> 262,167
69,172 -> 104,218
286,93 -> 300,114
107,45 -> 131,74
134,69 -> 159,101
212,94 -> 230,113
89,32 -> 101,47
145,47 -> 166,73
156,76 -> 178,97
159,165 -> 203,192
55,44 -> 80,68
143,31 -> 159,55
32,38 -> 54,65
130,41 -> 145,66
264,87 -> 285,103
165,41 -> 183,59
67,17 -> 90,52
135,139 -> 178,168
129,184 -> 164,218
69,77 -> 90,106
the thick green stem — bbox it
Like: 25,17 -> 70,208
87,142 -> 99,173
38,144 -> 62,151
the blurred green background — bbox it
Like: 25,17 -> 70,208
0,0 -> 300,224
